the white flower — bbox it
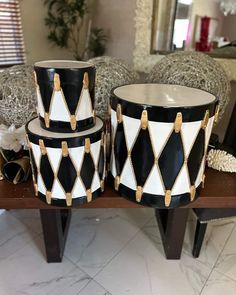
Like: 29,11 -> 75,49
0,124 -> 27,152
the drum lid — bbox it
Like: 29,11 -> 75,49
113,84 -> 216,107
27,117 -> 103,139
34,60 -> 94,69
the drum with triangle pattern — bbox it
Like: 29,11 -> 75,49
110,84 -> 219,208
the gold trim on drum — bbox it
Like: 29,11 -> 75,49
33,71 -> 38,88
86,189 -> 92,202
39,139 -> 47,155
85,138 -> 91,153
136,186 -> 143,202
66,193 -> 72,206
61,141 -> 69,157
70,115 -> 77,131
202,174 -> 206,188
34,183 -> 38,196
100,180 -> 105,192
83,72 -> 89,89
54,73 -> 61,91
214,105 -> 220,123
174,112 -> 182,133
44,112 -> 50,128
116,104 -> 123,123
201,110 -> 209,129
141,110 -> 148,130
46,191 -> 52,204
165,190 -> 171,207
190,185 -> 196,201
114,175 -> 120,191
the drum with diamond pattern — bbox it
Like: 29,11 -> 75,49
110,84 -> 219,208
26,117 -> 105,207
34,60 -> 96,133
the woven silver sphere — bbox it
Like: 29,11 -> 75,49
88,56 -> 139,119
0,65 -> 37,127
147,51 -> 231,122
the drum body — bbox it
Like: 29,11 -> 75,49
26,117 -> 105,207
110,84 -> 219,208
34,60 -> 96,133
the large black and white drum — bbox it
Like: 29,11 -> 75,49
110,84 -> 219,208
26,117 -> 105,207
34,60 -> 96,133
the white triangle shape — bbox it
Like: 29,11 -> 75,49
51,179 -> 65,199
46,147 -> 62,174
123,115 -> 140,151
69,146 -> 84,171
120,159 -> 136,190
90,141 -> 101,166
172,165 -> 190,195
38,174 -> 46,195
31,143 -> 41,169
111,109 -> 118,138
195,158 -> 205,188
205,116 -> 214,151
148,121 -> 173,157
110,148 -> 117,177
76,89 -> 93,120
49,90 -> 71,122
143,166 -> 164,195
72,177 -> 86,198
181,121 -> 201,157
91,172 -> 100,192
36,87 -> 45,117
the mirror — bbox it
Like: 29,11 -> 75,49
151,0 -> 236,55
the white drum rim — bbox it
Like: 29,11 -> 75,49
113,83 -> 217,108
34,60 -> 94,69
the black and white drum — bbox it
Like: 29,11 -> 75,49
34,60 -> 96,133
110,84 -> 219,208
26,117 -> 105,207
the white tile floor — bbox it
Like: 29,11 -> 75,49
0,209 -> 235,295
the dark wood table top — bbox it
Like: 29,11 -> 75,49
0,168 -> 235,209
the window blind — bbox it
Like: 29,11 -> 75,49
0,0 -> 25,66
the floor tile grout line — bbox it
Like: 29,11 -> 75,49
199,222 -> 236,295
92,215 -> 155,280
212,267 -> 236,284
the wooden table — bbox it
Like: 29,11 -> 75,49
0,168 -> 235,262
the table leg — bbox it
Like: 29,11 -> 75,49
155,208 -> 189,259
40,209 -> 72,263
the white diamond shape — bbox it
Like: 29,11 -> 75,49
148,121 -> 173,157
90,140 -> 101,166
76,89 -> 93,120
72,177 -> 86,198
143,166 -> 164,195
205,116 -> 214,151
120,159 -> 136,190
91,172 -> 100,192
172,165 -> 190,195
31,143 -> 41,169
181,121 -> 201,157
49,90 -> 70,122
110,148 -> 116,177
195,158 -> 205,188
38,174 -> 46,195
69,146 -> 84,171
46,147 -> 62,173
51,179 -> 65,199
123,115 -> 140,151
36,87 -> 45,117
111,109 -> 118,139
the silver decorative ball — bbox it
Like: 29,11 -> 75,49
0,65 -> 37,127
88,56 -> 139,119
147,51 -> 231,122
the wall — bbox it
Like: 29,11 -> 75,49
20,0 -> 90,64
221,15 -> 236,41
91,0 -> 136,63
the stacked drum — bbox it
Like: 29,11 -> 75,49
26,61 -> 105,206
110,84 -> 219,208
